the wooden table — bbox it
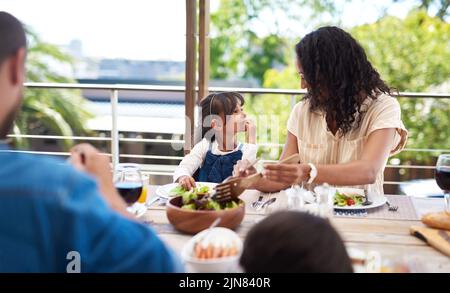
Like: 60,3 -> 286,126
141,186 -> 450,273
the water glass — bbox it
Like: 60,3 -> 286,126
314,183 -> 335,218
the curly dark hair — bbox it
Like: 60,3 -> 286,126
295,26 -> 393,136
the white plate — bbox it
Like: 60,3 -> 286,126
155,182 -> 218,199
126,202 -> 147,218
333,187 -> 387,210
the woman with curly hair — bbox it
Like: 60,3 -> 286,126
235,26 -> 408,195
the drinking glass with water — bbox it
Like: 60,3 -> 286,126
314,183 -> 335,218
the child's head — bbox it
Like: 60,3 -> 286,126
240,211 -> 353,273
200,92 -> 246,142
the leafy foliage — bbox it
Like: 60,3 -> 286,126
13,29 -> 92,150
210,0 -> 340,83
351,10 -> 450,164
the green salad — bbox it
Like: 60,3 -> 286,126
170,185 -> 240,211
334,190 -> 365,207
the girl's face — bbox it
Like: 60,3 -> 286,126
214,99 -> 247,137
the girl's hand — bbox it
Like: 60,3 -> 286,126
262,163 -> 311,185
233,159 -> 257,177
177,176 -> 196,190
244,118 -> 256,144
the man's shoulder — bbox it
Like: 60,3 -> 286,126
0,151 -> 93,194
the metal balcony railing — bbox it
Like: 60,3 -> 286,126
5,82 -> 449,182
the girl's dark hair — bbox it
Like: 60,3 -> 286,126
240,211 -> 353,273
199,92 -> 244,142
295,26 -> 392,136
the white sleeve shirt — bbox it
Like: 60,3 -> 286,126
173,138 -> 257,182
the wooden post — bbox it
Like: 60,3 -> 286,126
196,0 -> 210,145
198,0 -> 210,102
185,0 -> 197,154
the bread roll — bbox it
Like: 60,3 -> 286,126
421,212 -> 450,231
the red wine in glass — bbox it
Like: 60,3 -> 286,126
115,182 -> 143,204
435,155 -> 450,213
435,167 -> 450,191
114,163 -> 143,206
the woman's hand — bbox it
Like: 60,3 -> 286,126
177,175 -> 196,190
233,159 -> 257,178
262,163 -> 311,185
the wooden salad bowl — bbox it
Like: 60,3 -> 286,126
166,196 -> 245,234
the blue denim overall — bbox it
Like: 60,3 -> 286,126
195,143 -> 243,183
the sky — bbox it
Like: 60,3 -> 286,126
0,0 -> 416,61
1,0 -> 188,60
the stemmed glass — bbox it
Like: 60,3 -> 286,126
114,163 -> 143,206
435,154 -> 450,214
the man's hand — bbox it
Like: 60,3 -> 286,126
70,143 -> 131,218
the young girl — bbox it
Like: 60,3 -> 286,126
173,92 -> 257,189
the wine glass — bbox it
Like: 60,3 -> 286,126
114,163 -> 143,206
435,154 -> 450,214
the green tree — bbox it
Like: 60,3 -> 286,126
13,29 -> 92,149
210,0 -> 340,83
393,0 -> 449,20
252,10 -> 450,163
351,9 -> 450,164
243,65 -> 300,159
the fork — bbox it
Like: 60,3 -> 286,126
251,196 -> 264,209
212,154 -> 301,203
362,189 -> 373,206
255,197 -> 277,211
385,200 -> 398,211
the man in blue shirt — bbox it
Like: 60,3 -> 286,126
0,11 -> 182,272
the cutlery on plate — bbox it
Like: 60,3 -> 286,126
251,195 -> 264,209
362,190 -> 373,206
256,197 -> 277,211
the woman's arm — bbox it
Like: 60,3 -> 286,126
263,128 -> 396,186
